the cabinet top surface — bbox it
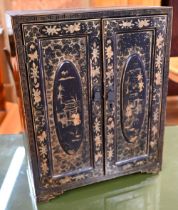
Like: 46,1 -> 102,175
7,6 -> 172,19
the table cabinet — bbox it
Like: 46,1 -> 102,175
9,7 -> 172,201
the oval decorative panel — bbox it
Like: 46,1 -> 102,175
53,61 -> 83,155
121,54 -> 146,143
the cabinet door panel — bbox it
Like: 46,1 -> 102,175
21,19 -> 103,200
103,15 -> 168,175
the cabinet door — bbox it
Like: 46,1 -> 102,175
19,19 -> 103,200
103,15 -> 169,175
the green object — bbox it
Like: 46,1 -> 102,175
0,126 -> 178,210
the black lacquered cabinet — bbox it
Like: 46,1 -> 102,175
9,7 -> 172,201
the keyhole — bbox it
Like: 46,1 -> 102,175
110,103 -> 113,109
108,87 -> 114,111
